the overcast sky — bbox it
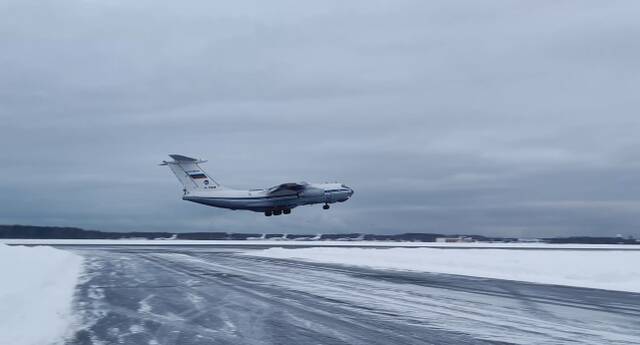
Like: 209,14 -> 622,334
2,1 -> 640,237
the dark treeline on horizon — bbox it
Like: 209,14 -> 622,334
0,225 -> 638,244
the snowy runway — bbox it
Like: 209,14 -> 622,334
244,246 -> 640,292
63,245 -> 640,345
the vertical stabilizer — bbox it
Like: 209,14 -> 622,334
160,154 -> 221,192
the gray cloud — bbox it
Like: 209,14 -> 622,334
2,0 -> 640,236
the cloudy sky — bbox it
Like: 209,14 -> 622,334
2,1 -> 640,237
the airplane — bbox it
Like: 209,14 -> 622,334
161,154 -> 354,216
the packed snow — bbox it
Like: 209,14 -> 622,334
3,238 -> 640,250
0,244 -> 83,345
244,247 -> 640,293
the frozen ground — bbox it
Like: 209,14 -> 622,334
4,243 -> 640,345
245,247 -> 640,293
0,244 -> 83,345
60,245 -> 640,345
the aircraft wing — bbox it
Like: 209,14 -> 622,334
267,182 -> 308,195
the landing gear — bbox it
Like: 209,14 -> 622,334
264,208 -> 291,216
323,204 -> 330,210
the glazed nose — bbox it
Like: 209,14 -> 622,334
348,188 -> 354,196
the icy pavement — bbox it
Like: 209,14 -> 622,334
63,246 -> 640,345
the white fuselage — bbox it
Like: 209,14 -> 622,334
182,182 -> 354,212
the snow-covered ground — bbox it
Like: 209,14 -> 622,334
244,247 -> 640,293
2,238 -> 640,250
0,244 -> 83,345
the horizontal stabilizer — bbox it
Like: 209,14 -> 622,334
169,154 -> 198,162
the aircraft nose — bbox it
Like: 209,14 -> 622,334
348,187 -> 354,196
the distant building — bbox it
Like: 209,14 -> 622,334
517,238 -> 543,243
435,236 -> 475,243
335,234 -> 365,241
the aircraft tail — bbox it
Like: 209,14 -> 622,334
160,154 -> 221,192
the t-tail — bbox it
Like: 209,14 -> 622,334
160,154 -> 221,192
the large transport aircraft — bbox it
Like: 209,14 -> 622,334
161,154 -> 354,216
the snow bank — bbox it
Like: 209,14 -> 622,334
0,244 -> 83,345
245,247 -> 640,293
3,238 -> 640,250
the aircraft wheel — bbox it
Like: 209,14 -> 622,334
323,204 -> 330,210
265,211 -> 272,217
283,209 -> 291,215
273,209 -> 282,216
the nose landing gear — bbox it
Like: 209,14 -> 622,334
323,204 -> 330,210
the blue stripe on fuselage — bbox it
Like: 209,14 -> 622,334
185,194 -> 298,201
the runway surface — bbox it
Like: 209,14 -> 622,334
62,246 -> 640,345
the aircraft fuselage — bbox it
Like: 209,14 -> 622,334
183,182 -> 353,213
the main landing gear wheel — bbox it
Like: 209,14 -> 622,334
265,209 -> 292,216
323,204 -> 330,210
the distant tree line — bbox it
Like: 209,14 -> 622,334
544,236 -> 638,244
0,225 -> 637,244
